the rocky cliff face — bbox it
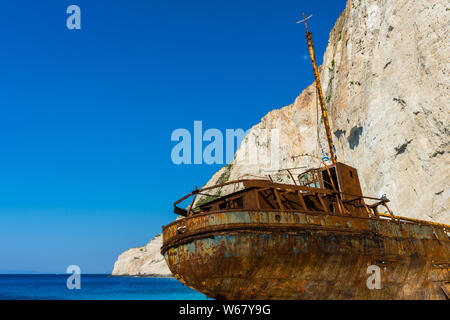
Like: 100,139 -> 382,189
111,234 -> 172,277
204,0 -> 449,224
112,0 -> 449,276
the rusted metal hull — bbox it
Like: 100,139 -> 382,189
162,210 -> 450,300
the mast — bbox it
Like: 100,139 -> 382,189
297,13 -> 337,164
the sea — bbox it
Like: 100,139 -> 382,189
0,274 -> 209,300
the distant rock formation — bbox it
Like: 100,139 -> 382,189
111,234 -> 172,277
112,0 -> 449,277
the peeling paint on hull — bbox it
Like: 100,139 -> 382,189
162,210 -> 450,300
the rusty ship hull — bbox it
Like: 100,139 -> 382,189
162,161 -> 450,300
162,208 -> 449,300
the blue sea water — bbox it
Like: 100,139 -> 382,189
0,274 -> 209,300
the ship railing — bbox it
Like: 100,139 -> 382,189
173,179 -> 450,232
377,212 -> 450,231
174,179 -> 386,218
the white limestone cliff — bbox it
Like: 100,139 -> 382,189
201,0 -> 449,224
111,234 -> 172,277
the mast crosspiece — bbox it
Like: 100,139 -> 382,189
297,13 -> 337,164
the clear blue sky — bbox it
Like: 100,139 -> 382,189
0,0 -> 346,273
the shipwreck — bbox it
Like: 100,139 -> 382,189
161,14 -> 450,300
